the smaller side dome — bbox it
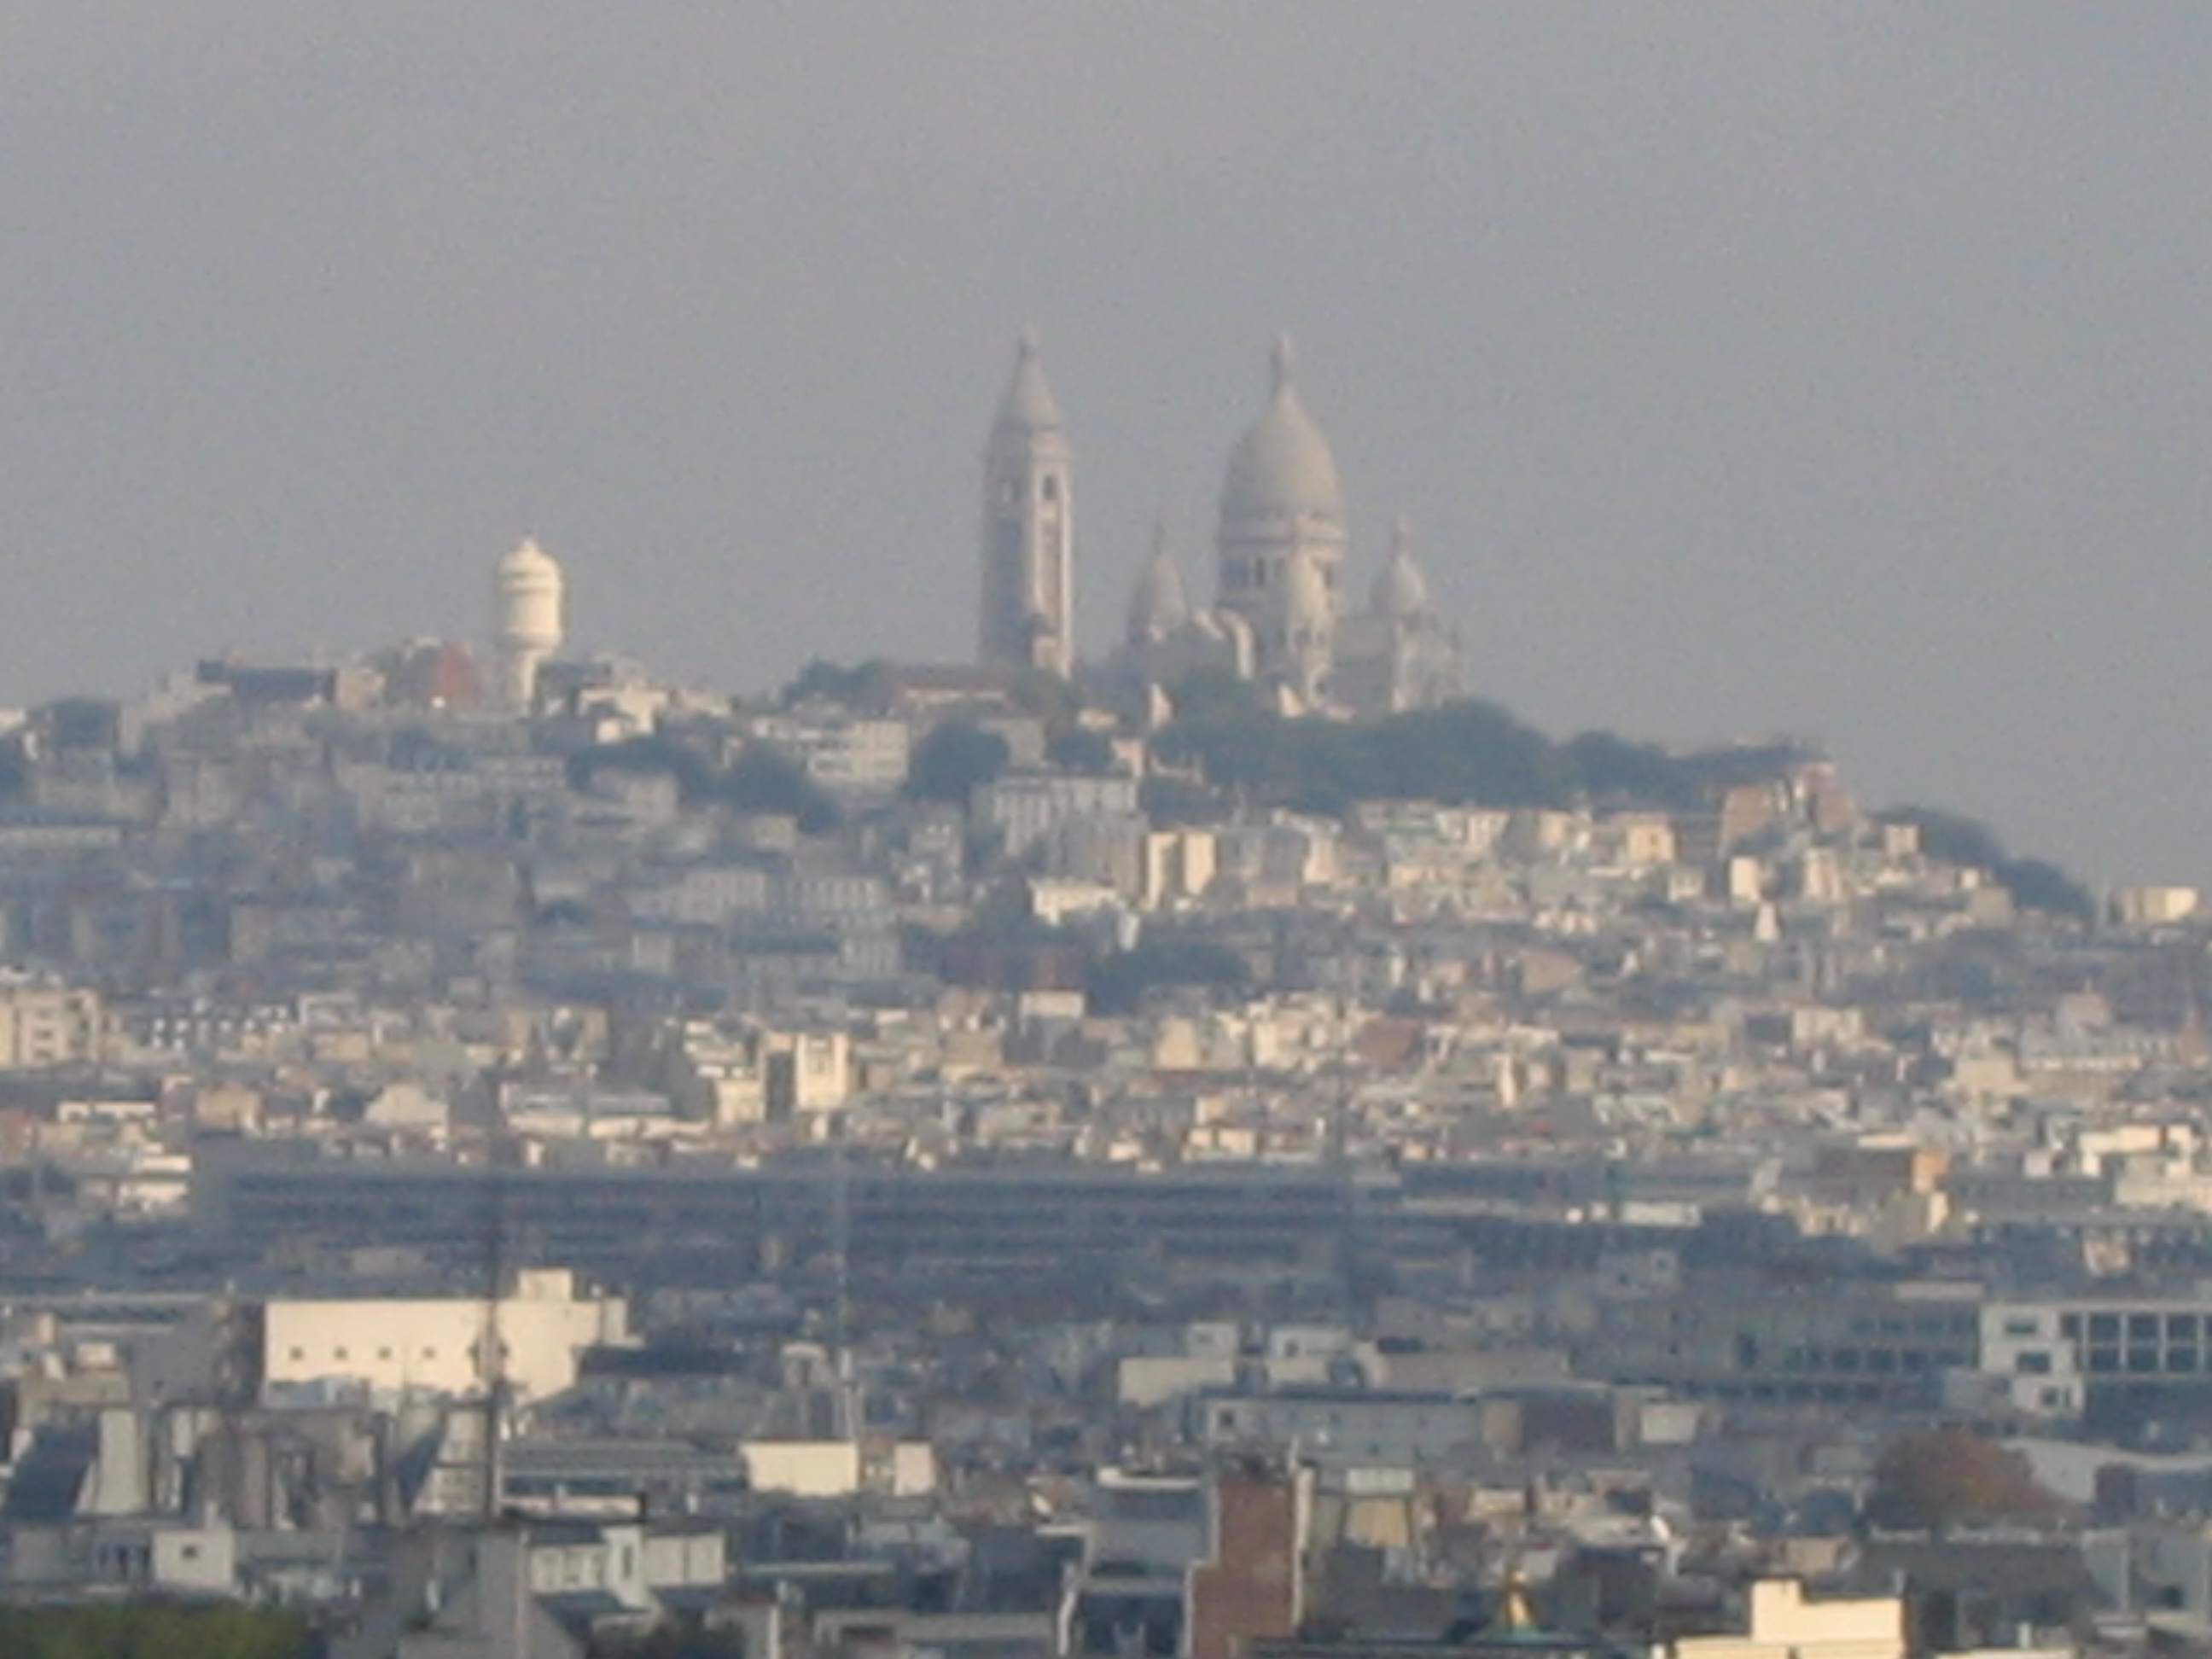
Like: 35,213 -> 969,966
1371,517 -> 1432,619
1126,521 -> 1190,642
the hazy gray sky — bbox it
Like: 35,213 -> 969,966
3,3 -> 2209,883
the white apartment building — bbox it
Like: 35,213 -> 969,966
749,712 -> 912,795
974,772 -> 1141,858
261,1268 -> 629,1404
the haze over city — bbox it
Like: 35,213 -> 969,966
24,10 -> 2212,1654
4,5 -> 2210,878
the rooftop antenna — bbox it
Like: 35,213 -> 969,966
831,1115 -> 856,1441
479,1166 -> 508,1523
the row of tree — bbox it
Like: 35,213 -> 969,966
1150,669 -> 1788,814
566,736 -> 842,833
569,664 -> 2093,921
1875,805 -> 2096,922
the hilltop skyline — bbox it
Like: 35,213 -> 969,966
5,6 -> 2212,886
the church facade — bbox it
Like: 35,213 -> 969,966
977,334 -> 1460,719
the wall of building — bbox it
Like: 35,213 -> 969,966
262,1275 -> 626,1402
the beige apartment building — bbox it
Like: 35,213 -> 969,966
0,974 -> 104,1068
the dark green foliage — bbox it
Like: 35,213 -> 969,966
1154,696 -> 1574,812
1563,731 -> 1702,809
0,1600 -> 313,1659
1087,940 -> 1252,1016
1883,806 -> 2005,871
566,736 -> 839,832
779,657 -> 891,710
1880,806 -> 2094,921
1162,667 -> 1266,725
1138,775 -> 1225,826
1046,726 -> 1118,775
724,744 -> 840,832
1673,738 -> 1823,791
565,735 -> 716,800
1008,669 -> 1083,730
905,723 -> 1010,803
1998,857 -> 2096,923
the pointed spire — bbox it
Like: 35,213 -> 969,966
1270,333 -> 1296,398
994,327 -> 1062,433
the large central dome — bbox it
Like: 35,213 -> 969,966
1220,336 -> 1344,528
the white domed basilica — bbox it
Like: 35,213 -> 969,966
977,334 -> 1461,719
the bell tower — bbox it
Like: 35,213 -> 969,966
978,330 -> 1074,678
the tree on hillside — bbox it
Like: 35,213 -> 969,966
1009,668 -> 1083,731
724,742 -> 840,832
1878,806 -> 2094,922
1865,1428 -> 2063,1532
1152,696 -> 1573,812
1563,730 -> 1701,809
1047,725 -> 1118,775
1162,666 -> 1266,725
905,722 -> 1010,804
565,735 -> 715,800
1087,939 -> 1252,1016
779,657 -> 891,710
1883,806 -> 2006,871
1995,857 -> 2096,923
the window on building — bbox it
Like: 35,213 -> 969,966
2016,1351 -> 2052,1375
